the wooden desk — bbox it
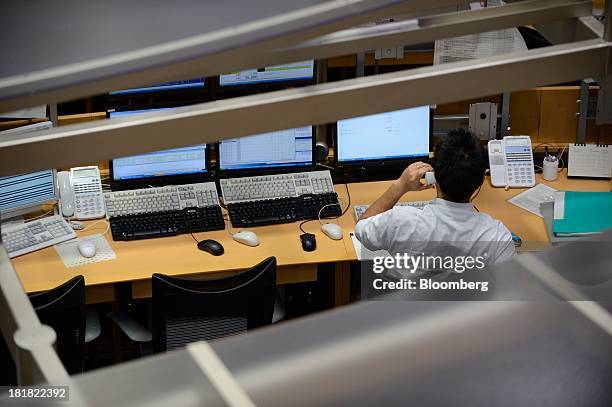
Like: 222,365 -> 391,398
339,169 -> 610,257
12,185 -> 354,303
11,171 -> 609,303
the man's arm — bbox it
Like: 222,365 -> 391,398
360,161 -> 433,220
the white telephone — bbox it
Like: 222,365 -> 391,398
58,166 -> 105,219
488,136 -> 535,188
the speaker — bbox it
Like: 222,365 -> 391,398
315,141 -> 329,162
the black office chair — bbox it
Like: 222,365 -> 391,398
109,257 -> 277,353
28,275 -> 101,374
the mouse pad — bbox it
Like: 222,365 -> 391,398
54,233 -> 116,268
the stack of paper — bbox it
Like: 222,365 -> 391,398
553,191 -> 612,236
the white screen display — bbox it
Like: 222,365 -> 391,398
336,106 -> 430,162
220,61 -> 314,86
219,127 -> 312,170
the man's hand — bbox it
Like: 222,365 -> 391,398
359,161 -> 434,221
393,161 -> 434,195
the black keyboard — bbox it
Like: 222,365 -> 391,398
227,193 -> 342,227
109,206 -> 224,241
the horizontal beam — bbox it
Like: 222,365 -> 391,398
535,15 -> 604,44
282,0 -> 592,60
0,38 -> 608,176
0,0 -> 468,112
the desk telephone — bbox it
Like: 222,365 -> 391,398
58,166 -> 105,219
488,136 -> 535,188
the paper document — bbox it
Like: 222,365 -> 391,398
350,233 -> 390,260
434,1 -> 527,66
508,183 -> 557,218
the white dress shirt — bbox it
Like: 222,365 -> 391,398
355,198 -> 516,277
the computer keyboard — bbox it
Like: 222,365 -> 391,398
227,193 -> 342,227
104,182 -> 219,218
109,206 -> 224,241
220,170 -> 334,204
353,200 -> 434,221
1,215 -> 77,258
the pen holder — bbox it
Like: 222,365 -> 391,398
542,157 -> 559,181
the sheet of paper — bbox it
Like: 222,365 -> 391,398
434,1 -> 527,66
508,183 -> 557,218
350,232 -> 390,260
0,105 -> 47,119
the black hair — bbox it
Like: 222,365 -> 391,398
432,128 -> 486,202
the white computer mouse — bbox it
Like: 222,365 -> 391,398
77,241 -> 97,258
321,223 -> 343,240
233,231 -> 260,247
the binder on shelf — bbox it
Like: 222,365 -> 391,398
567,143 -> 611,178
553,191 -> 612,236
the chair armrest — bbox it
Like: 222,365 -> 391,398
85,306 -> 101,343
107,311 -> 152,343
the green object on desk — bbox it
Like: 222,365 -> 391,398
553,191 -> 612,236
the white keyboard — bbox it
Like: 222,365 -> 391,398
353,200 -> 433,221
220,170 -> 335,204
104,182 -> 219,218
1,215 -> 77,258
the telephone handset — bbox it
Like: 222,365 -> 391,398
488,136 -> 535,188
58,166 -> 105,219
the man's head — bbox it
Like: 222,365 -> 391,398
432,128 -> 486,202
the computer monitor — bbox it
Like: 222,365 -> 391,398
218,126 -> 314,174
109,78 -> 205,95
0,170 -> 57,220
108,108 -> 209,189
106,78 -> 208,110
217,60 -> 316,95
335,106 -> 431,165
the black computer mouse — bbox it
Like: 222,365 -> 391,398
197,239 -> 224,256
300,233 -> 317,252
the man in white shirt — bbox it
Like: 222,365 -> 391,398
355,129 -> 515,278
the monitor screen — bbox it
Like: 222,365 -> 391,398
0,170 -> 56,216
336,106 -> 430,163
109,78 -> 205,95
109,108 -> 207,181
219,127 -> 313,171
219,60 -> 314,87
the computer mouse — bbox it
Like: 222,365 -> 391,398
300,233 -> 317,252
77,241 -> 97,258
321,223 -> 343,240
233,231 -> 260,247
197,239 -> 224,256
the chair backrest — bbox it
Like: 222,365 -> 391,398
152,257 -> 276,352
28,275 -> 85,374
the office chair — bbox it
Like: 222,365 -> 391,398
109,256 -> 277,353
28,275 -> 101,374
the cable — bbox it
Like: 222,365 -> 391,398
471,182 -> 483,213
24,204 -> 57,222
80,219 -> 110,238
190,233 -> 199,243
299,183 -> 351,234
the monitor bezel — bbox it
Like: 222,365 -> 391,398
214,60 -> 318,98
106,78 -> 209,111
217,126 -> 317,178
0,169 -> 58,221
106,109 -> 213,191
332,106 -> 433,168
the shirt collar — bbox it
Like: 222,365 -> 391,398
431,198 -> 475,211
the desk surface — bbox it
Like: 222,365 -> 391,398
12,170 -> 610,294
